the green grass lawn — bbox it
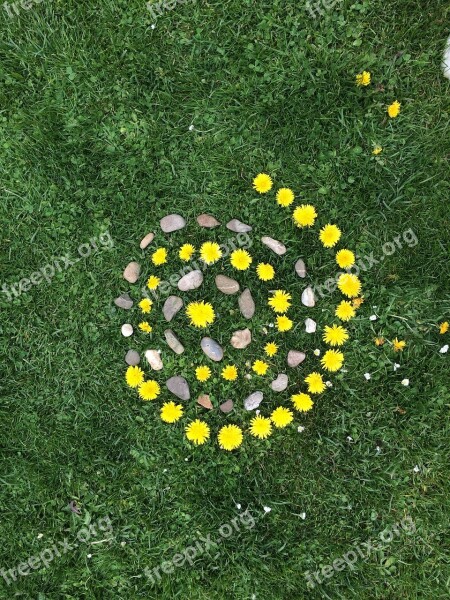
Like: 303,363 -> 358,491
1,0 -> 449,598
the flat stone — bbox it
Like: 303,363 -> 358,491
139,232 -> 154,249
301,286 -> 316,307
201,337 -> 223,362
215,274 -> 240,295
197,394 -> 213,410
166,376 -> 190,401
197,214 -> 220,228
305,318 -> 317,333
163,295 -> 183,321
178,270 -> 203,291
295,258 -> 307,278
125,350 -> 140,366
123,262 -> 140,284
145,349 -> 163,371
261,236 -> 287,256
220,399 -> 234,413
226,219 -> 252,233
287,350 -> 306,367
230,328 -> 252,349
244,391 -> 263,411
121,324 -> 133,337
164,329 -> 184,354
160,214 -> 186,233
271,374 -> 288,392
238,288 -> 255,319
115,293 -> 133,309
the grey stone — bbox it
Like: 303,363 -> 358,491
164,329 -> 184,354
301,286 -> 316,307
166,376 -> 190,401
140,232 -> 155,249
238,288 -> 255,319
261,236 -> 286,255
305,318 -> 317,333
220,399 -> 234,413
123,262 -> 140,284
125,350 -> 140,366
197,214 -> 220,228
178,270 -> 203,291
163,295 -> 183,321
145,349 -> 163,370
201,337 -> 223,362
121,324 -> 133,337
160,214 -> 186,233
244,391 -> 263,411
295,258 -> 306,278
226,219 -> 252,233
271,373 -> 288,392
287,350 -> 306,367
115,293 -> 133,309
215,274 -> 240,295
230,328 -> 252,349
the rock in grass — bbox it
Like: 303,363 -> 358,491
164,329 -> 184,354
244,391 -> 263,411
287,350 -> 306,367
121,324 -> 133,337
230,328 -> 252,349
125,350 -> 140,366
123,262 -> 140,283
160,214 -> 186,233
197,394 -> 213,410
261,236 -> 286,255
178,270 -> 203,291
163,295 -> 183,321
226,219 -> 252,233
145,349 -> 163,370
220,399 -> 234,413
215,274 -> 240,295
166,376 -> 190,401
301,286 -> 316,307
201,337 -> 223,361
139,232 -> 154,249
295,258 -> 306,278
305,318 -> 316,333
197,214 -> 220,228
238,288 -> 255,319
271,374 -> 288,392
115,293 -> 133,309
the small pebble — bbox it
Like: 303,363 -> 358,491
121,324 -> 133,337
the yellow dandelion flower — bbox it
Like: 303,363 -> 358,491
392,338 -> 406,352
355,71 -> 371,86
252,360 -> 269,376
264,342 -> 278,357
252,173 -> 273,194
230,249 -> 252,271
138,321 -> 152,333
138,379 -> 160,401
268,290 -> 292,313
185,420 -> 210,445
257,263 -> 275,281
335,300 -> 356,322
305,372 -> 326,394
374,337 -> 385,346
439,321 -> 449,334
125,365 -> 144,388
293,204 -> 317,228
276,315 -> 293,332
336,249 -> 355,269
323,324 -> 349,346
276,188 -> 295,207
152,247 -> 167,266
321,349 -> 344,372
319,224 -> 341,248
195,365 -> 211,382
186,301 -> 215,328
291,393 -> 314,412
200,241 -> 222,265
249,415 -> 272,439
270,406 -> 293,428
179,244 -> 195,261
160,401 -> 183,423
147,275 -> 160,290
372,145 -> 383,155
218,424 -> 243,451
138,298 -> 153,314
352,297 -> 364,309
337,273 -> 362,298
222,365 -> 238,381
388,100 -> 401,118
